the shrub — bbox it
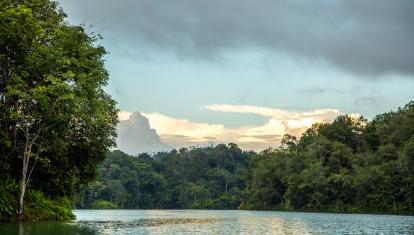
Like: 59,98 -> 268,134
0,180 -> 18,221
0,179 -> 75,221
25,190 -> 75,221
91,200 -> 117,209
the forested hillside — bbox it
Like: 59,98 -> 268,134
78,102 -> 414,214
77,144 -> 250,209
243,102 -> 414,213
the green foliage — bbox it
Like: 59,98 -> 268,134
243,103 -> 414,214
243,150 -> 288,210
0,180 -> 74,221
25,190 -> 75,221
91,200 -> 117,209
0,0 -> 118,221
76,102 -> 414,214
77,144 -> 249,210
0,180 -> 18,221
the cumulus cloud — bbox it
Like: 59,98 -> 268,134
203,104 -> 340,119
60,0 -> 414,76
143,112 -> 284,151
143,113 -> 225,144
203,104 -> 341,139
117,112 -> 169,154
118,105 -> 345,152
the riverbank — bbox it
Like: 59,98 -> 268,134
0,180 -> 74,222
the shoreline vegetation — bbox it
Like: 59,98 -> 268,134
0,180 -> 74,221
76,102 -> 414,217
4,97 -> 414,221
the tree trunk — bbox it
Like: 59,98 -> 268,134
408,182 -> 413,211
17,125 -> 43,220
392,196 -> 397,213
18,181 -> 26,219
18,150 -> 30,220
18,132 -> 36,220
276,191 -> 285,203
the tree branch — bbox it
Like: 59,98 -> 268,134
25,143 -> 42,186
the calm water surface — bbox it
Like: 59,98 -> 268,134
1,210 -> 413,234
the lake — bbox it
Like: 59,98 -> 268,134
1,210 -> 413,234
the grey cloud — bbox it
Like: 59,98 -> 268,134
117,112 -> 169,154
354,96 -> 381,117
60,0 -> 414,76
298,87 -> 347,96
355,96 -> 378,107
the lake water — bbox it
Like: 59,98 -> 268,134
1,210 -> 413,234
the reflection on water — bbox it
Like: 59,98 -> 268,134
218,216 -> 311,234
0,221 -> 96,235
1,210 -> 414,234
74,218 -> 218,234
73,210 -> 414,234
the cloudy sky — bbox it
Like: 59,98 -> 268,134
59,0 -> 414,153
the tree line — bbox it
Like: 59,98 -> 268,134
77,144 -> 249,209
78,102 -> 414,214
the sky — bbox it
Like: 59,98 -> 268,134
58,0 -> 414,154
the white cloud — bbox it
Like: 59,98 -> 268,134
142,112 -> 284,146
203,104 -> 340,120
117,112 -> 169,154
118,110 -> 132,121
202,104 -> 343,140
143,113 -> 225,142
116,105 -> 351,152
142,113 -> 279,151
203,104 -> 289,118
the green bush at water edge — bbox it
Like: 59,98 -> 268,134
0,180 -> 75,221
91,200 -> 117,209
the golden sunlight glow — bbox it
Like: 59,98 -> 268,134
118,105 -> 357,151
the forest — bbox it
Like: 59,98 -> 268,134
77,101 -> 414,214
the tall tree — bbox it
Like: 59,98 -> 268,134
0,0 -> 118,219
